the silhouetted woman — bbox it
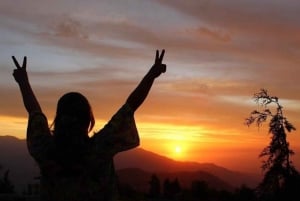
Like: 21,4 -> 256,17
12,50 -> 166,201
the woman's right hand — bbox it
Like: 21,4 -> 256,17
12,56 -> 29,83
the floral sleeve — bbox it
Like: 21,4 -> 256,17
92,103 -> 140,155
27,112 -> 53,162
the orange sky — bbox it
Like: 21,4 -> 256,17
0,0 -> 300,174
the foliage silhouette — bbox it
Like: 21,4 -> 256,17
190,180 -> 210,200
163,177 -> 181,199
148,174 -> 161,198
0,169 -> 14,194
245,88 -> 300,200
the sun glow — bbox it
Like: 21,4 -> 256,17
166,142 -> 189,160
0,115 -> 29,139
137,122 -> 214,161
175,146 -> 181,153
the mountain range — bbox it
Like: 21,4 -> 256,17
0,135 -> 261,194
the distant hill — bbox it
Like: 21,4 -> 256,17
0,135 -> 261,194
0,136 -> 40,194
114,148 -> 261,188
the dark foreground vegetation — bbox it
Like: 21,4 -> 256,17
0,172 -> 298,201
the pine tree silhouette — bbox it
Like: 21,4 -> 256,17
245,89 -> 300,201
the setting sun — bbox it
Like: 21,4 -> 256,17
168,143 -> 188,160
175,146 -> 181,153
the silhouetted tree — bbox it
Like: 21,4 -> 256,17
172,178 -> 181,194
24,183 -> 40,196
163,178 -> 171,198
190,180 -> 210,200
245,89 -> 300,200
234,184 -> 256,201
117,182 -> 144,201
163,177 -> 181,199
217,189 -> 234,201
0,169 -> 14,194
148,174 -> 161,198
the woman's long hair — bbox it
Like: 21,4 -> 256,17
51,92 -> 95,167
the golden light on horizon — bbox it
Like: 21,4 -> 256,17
175,146 -> 181,153
136,122 -> 207,141
166,142 -> 188,160
0,115 -> 29,138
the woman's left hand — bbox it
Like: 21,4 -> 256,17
12,56 -> 29,83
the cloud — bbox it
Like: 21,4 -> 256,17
189,26 -> 231,42
155,0 -> 300,63
1,0 -> 300,145
51,15 -> 89,39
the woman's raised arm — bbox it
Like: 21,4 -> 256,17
12,56 -> 42,114
126,49 -> 167,112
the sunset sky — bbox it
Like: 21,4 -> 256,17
1,0 -> 300,174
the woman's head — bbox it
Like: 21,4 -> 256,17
52,92 -> 95,137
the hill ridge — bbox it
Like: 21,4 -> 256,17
0,135 -> 260,193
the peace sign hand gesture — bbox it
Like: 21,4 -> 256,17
125,49 -> 167,111
149,49 -> 167,78
12,56 -> 29,83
